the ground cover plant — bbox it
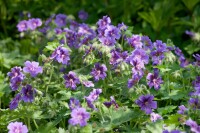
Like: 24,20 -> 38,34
0,11 -> 200,133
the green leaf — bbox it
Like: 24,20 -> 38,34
182,0 -> 200,10
165,114 -> 182,126
146,120 -> 163,133
157,105 -> 177,115
111,107 -> 140,127
80,124 -> 92,133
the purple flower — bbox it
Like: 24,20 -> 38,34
85,89 -> 102,110
91,63 -> 107,81
7,67 -> 25,91
9,94 -> 21,110
51,46 -> 70,65
135,94 -> 157,114
85,89 -> 102,102
174,47 -> 183,57
193,54 -> 200,66
28,18 -> 42,30
110,49 -> 122,66
193,76 -> 200,91
54,14 -> 67,27
126,48 -> 149,65
78,10 -> 88,21
23,61 -> 43,77
150,112 -> 162,122
188,98 -> 200,109
131,59 -> 145,76
141,36 -> 153,50
117,22 -> 127,31
7,67 -> 24,79
127,74 -> 142,88
97,16 -> 111,29
68,107 -> 90,127
7,121 -> 28,133
163,130 -> 181,133
177,105 -> 188,115
99,37 -> 116,46
21,84 -> 36,103
54,28 -> 63,34
45,14 -> 55,26
104,25 -> 121,40
146,69 -> 163,90
185,119 -> 200,133
127,35 -> 143,48
69,98 -> 81,111
185,30 -> 195,37
179,56 -> 189,68
82,81 -> 94,88
17,20 -> 28,32
9,77 -> 24,91
150,40 -> 167,65
63,71 -> 80,90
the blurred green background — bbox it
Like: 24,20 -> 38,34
0,0 -> 200,74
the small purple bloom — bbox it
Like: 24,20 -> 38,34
131,59 -> 145,76
17,20 -> 28,32
28,18 -> 42,30
7,67 -> 25,91
23,61 -> 43,77
104,25 -> 121,40
103,96 -> 119,108
54,14 -> 67,27
185,119 -> 200,133
78,10 -> 88,21
117,22 -> 127,31
85,89 -> 102,110
135,94 -> 157,114
85,89 -> 102,102
54,28 -> 63,34
91,63 -> 107,81
185,30 -> 195,37
7,121 -> 28,133
69,98 -> 81,111
97,16 -> 111,29
163,130 -> 181,133
177,105 -> 188,115
63,71 -> 80,90
21,84 -> 36,103
179,56 -> 189,68
188,98 -> 200,109
150,112 -> 162,122
146,69 -> 163,90
141,36 -> 153,50
51,46 -> 70,65
126,48 -> 149,65
127,35 -> 143,49
193,54 -> 200,66
9,93 -> 21,110
174,47 -> 183,57
82,81 -> 94,88
68,107 -> 90,127
99,37 -> 116,46
127,74 -> 142,88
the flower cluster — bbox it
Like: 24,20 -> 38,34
17,18 -> 42,32
97,16 -> 121,46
